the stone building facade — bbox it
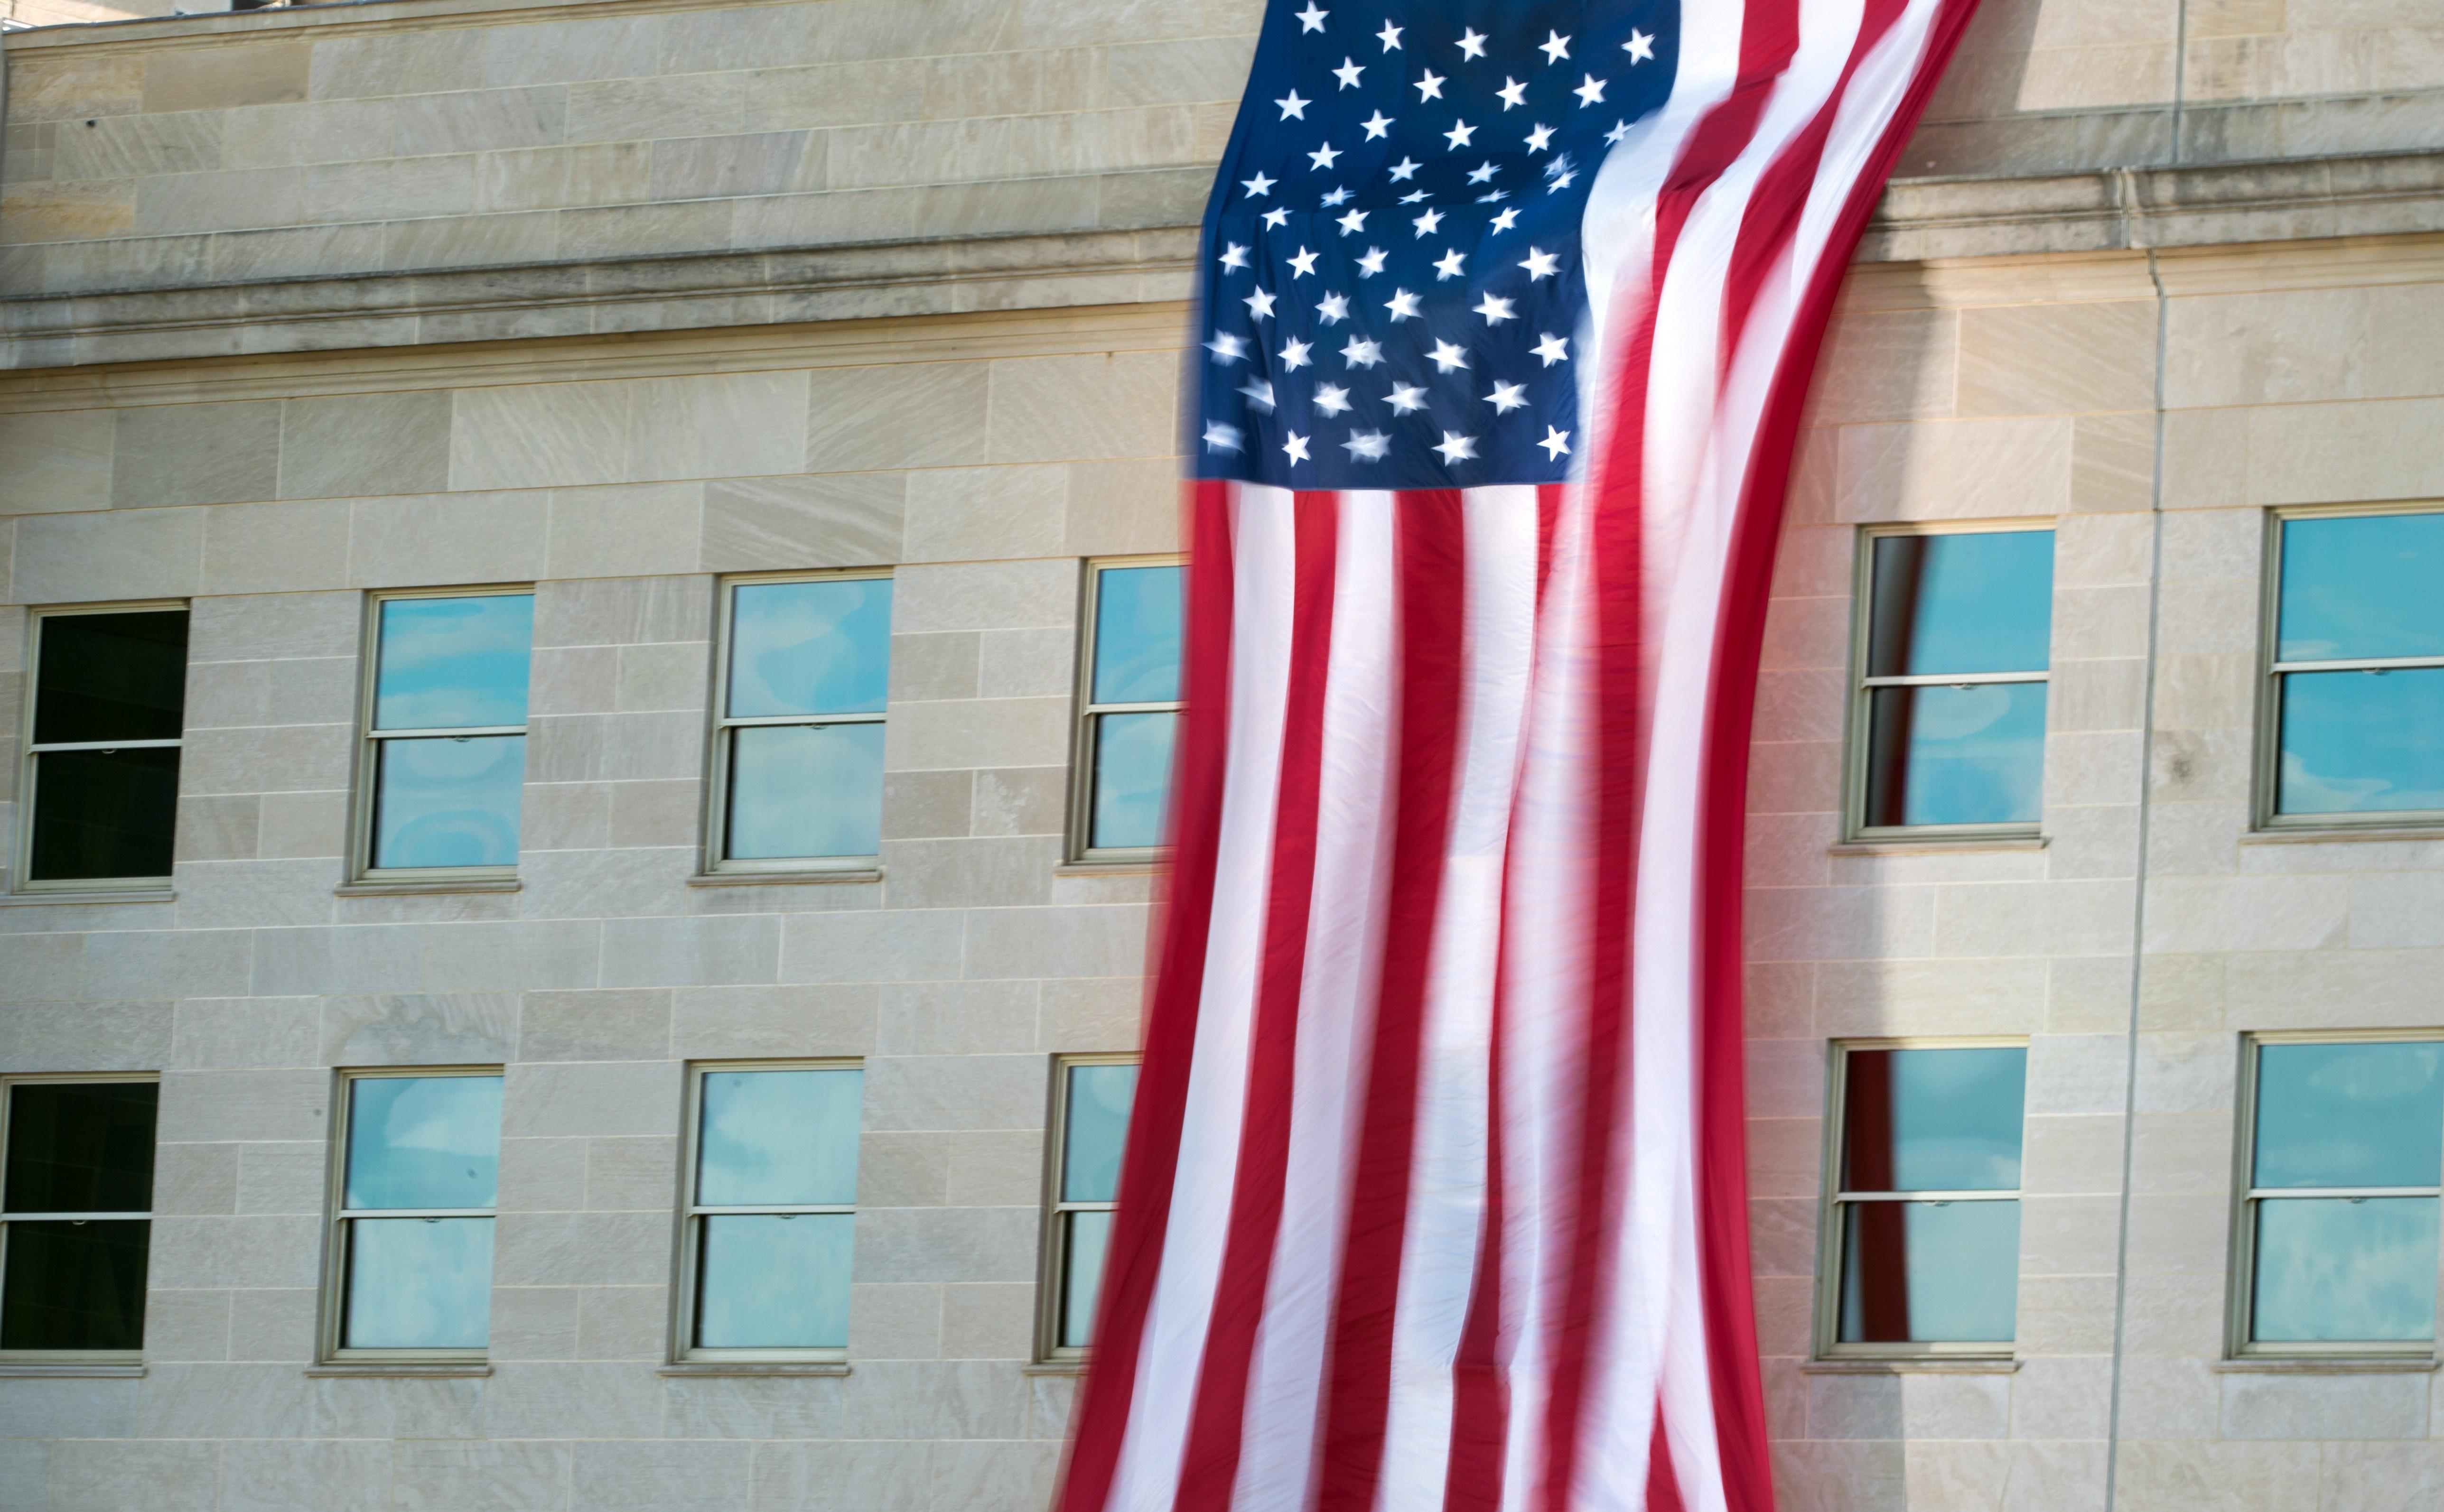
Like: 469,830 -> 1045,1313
0,0 -> 2442,1508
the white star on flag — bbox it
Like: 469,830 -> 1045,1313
1279,337 -> 1313,369
1242,172 -> 1274,197
1219,242 -> 1250,270
1434,248 -> 1466,279
1455,27 -> 1486,59
1485,380 -> 1528,413
1575,74 -> 1607,106
1474,293 -> 1516,324
1401,189 -> 1430,203
1315,292 -> 1349,323
1624,28 -> 1656,61
1384,288 -> 1422,320
1444,120 -> 1476,148
1282,430 -> 1311,463
1539,425 -> 1572,458
1308,142 -> 1341,169
1489,207 -> 1520,231
1412,208 -> 1444,236
1245,288 -> 1277,318
1201,421 -> 1241,451
1467,161 -> 1498,183
1434,430 -> 1479,463
1262,207 -> 1290,228
1386,382 -> 1427,413
1415,69 -> 1446,100
1206,330 -> 1247,362
1362,111 -> 1394,139
1520,247 -> 1560,279
1343,428 -> 1390,460
1375,19 -> 1400,49
1334,57 -> 1364,88
1287,246 -> 1319,276
1321,186 -> 1352,206
1238,378 -> 1276,411
1427,339 -> 1469,371
1525,122 -> 1556,151
1277,91 -> 1308,120
1293,1 -> 1325,31
1314,383 -> 1353,415
1338,209 -> 1368,234
1497,76 -> 1528,110
1340,335 -> 1383,366
1388,157 -> 1421,181
1532,332 -> 1571,365
1539,29 -> 1570,63
1355,247 -> 1388,276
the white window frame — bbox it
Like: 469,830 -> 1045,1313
1842,521 -> 2053,844
2227,1028 -> 2444,1361
0,1072 -> 158,1364
320,1066 -> 502,1365
672,1058 -> 861,1364
15,602 -> 188,895
1068,556 -> 1185,865
2254,502 -> 2444,833
352,586 -> 534,885
1038,1052 -> 1137,1362
1813,1037 -> 2027,1361
703,569 -> 892,877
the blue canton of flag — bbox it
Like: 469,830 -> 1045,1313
1195,0 -> 1678,491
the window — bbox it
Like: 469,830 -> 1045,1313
1819,1042 -> 2025,1357
326,1071 -> 501,1358
357,590 -> 534,879
677,1063 -> 862,1359
2233,1035 -> 2444,1357
2261,508 -> 2444,826
0,1077 -> 157,1357
18,606 -> 188,892
1847,527 -> 2053,839
707,574 -> 892,874
1042,1056 -> 1137,1357
1072,560 -> 1184,862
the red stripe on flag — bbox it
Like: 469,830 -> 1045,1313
1318,492 -> 1470,1512
1176,496 -> 1343,1510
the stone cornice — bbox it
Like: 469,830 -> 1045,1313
8,148 -> 2444,370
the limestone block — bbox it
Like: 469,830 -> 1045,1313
806,361 -> 991,473
301,155 -> 477,225
347,489 -> 549,587
5,52 -> 145,124
2244,397 -> 2444,508
1103,36 -> 1258,109
883,769 -> 975,841
220,98 -> 399,170
669,982 -> 877,1060
700,473 -> 905,572
1810,306 -> 1959,426
971,767 -> 1065,839
474,141 -> 650,213
494,1209 -> 672,1287
85,929 -> 252,1002
484,1361 -> 662,1440
319,992 -> 517,1066
2320,1443 -> 2444,1511
960,902 -> 1149,981
929,1439 -> 1063,1512
886,698 -> 1071,773
904,465 -> 1067,564
894,560 -> 1080,636
528,711 -> 704,783
544,482 -> 705,580
111,399 -> 280,510
742,59 -> 929,132
1742,881 -> 1937,965
0,408 -> 111,515
598,914 -> 783,990
567,74 -> 748,145
515,844 -> 692,921
133,167 -> 304,236
2126,1110 -> 2238,1193
776,910 -> 965,985
558,197 -> 737,260
202,501 -> 350,595
143,1289 -> 233,1364
649,129 -> 825,202
662,1371 -> 846,1438
986,350 -> 1177,464
449,379 -> 631,492
392,85 -> 566,158
877,837 -> 1059,910
625,370 -> 810,483
890,633 -> 983,704
56,109 -> 223,181
535,573 -> 714,649
836,1360 -> 1030,1441
175,794 -> 261,864
420,920 -> 603,993
250,925 -> 424,998
308,32 -> 486,102
583,1134 -> 678,1211
608,779 -> 700,848
486,1282 -> 580,1360
2143,873 -> 2349,955
143,44 -> 309,114
232,1144 -> 324,1215
855,1206 -> 1038,1285
1744,1114 -> 1824,1201
2348,869 -> 2444,948
2222,1371 -> 2430,1440
49,1438 -> 221,1512
478,14 -> 663,90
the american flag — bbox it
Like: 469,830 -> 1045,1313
1064,0 -> 1980,1509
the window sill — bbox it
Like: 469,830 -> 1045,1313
305,1362 -> 492,1378
336,878 -> 519,898
0,1362 -> 146,1378
0,889 -> 173,907
1828,837 -> 2046,857
686,870 -> 881,888
1801,1357 -> 2020,1374
656,1361 -> 850,1377
2213,1355 -> 2440,1373
2241,826 -> 2444,846
1054,863 -> 1162,877
1022,1361 -> 1088,1376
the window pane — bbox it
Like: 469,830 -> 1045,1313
697,1069 -> 862,1208
1091,711 -> 1176,851
3,1082 -> 157,1214
2278,513 -> 2444,662
695,1214 -> 852,1348
1061,1208 -> 1114,1349
344,1217 -> 494,1349
725,724 -> 884,860
2254,1042 -> 2444,1189
372,736 -> 525,869
1837,1200 -> 2019,1343
1841,1047 -> 2026,1193
33,611 -> 189,745
2277,668 -> 2444,815
1063,1064 -> 1138,1205
2253,1197 -> 2440,1343
1866,532 -> 2053,677
1093,566 -> 1185,705
0,1219 -> 147,1350
27,748 -> 179,882
345,1076 -> 503,1212
373,595 -> 534,732
1862,684 -> 2046,828
728,579 -> 892,718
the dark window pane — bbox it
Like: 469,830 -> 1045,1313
27,748 -> 179,882
2278,513 -> 2444,662
1838,1200 -> 2019,1343
1063,1064 -> 1137,1205
345,1076 -> 502,1212
373,595 -> 533,732
695,1214 -> 852,1348
3,1082 -> 157,1214
372,735 -> 524,869
1093,566 -> 1185,705
0,1220 -> 147,1350
1091,711 -> 1177,850
697,1069 -> 861,1208
32,611 -> 188,745
2254,1042 -> 2444,1189
2276,668 -> 2444,815
728,579 -> 892,718
1061,1209 -> 1114,1349
343,1217 -> 493,1349
1862,685 -> 2045,828
1841,1047 -> 2026,1193
1866,532 -> 2053,677
725,723 -> 884,860
2252,1197 -> 2439,1343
